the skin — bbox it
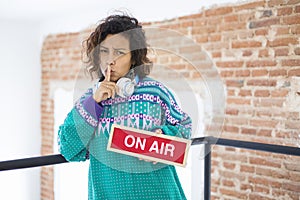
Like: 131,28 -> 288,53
93,34 -> 132,102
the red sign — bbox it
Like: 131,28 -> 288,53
107,124 -> 191,167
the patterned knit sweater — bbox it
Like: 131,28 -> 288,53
58,77 -> 192,200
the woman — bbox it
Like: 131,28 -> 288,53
58,14 -> 192,200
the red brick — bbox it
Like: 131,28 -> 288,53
220,70 -> 234,77
250,119 -> 279,128
294,47 -> 300,55
282,59 -> 300,66
225,147 -> 236,152
193,18 -> 207,26
238,30 -> 254,39
178,13 -> 203,20
257,129 -> 272,137
227,89 -> 235,96
226,80 -> 244,87
243,50 -> 253,56
226,108 -> 239,115
275,27 -> 290,35
252,69 -> 269,77
241,183 -> 253,191
267,37 -> 298,47
192,26 -> 217,34
241,128 -> 257,135
219,22 -> 246,31
296,5 -> 300,13
235,1 -> 265,11
255,99 -> 285,107
239,89 -> 252,96
170,64 -> 185,70
236,70 -> 250,77
203,42 -> 229,50
269,69 -> 287,77
227,117 -> 249,125
283,14 -> 300,25
179,45 -> 203,54
211,51 -> 222,58
211,176 -> 221,185
275,48 -> 289,56
223,122 -> 240,132
256,167 -> 288,179
289,171 -> 300,182
247,79 -> 277,86
205,7 -> 233,17
249,18 -> 280,29
288,68 -> 300,76
282,182 -> 300,192
256,110 -> 273,117
209,34 -> 221,41
195,35 -> 208,43
254,90 -> 270,97
191,71 -> 201,79
232,40 -> 262,48
271,89 -> 289,97
253,185 -> 270,195
259,49 -> 269,57
227,97 -> 251,105
291,25 -> 300,34
285,120 -> 300,129
255,28 -> 268,36
180,20 -> 193,28
224,15 -> 238,22
241,164 -> 255,173
246,60 -> 277,67
223,32 -> 238,41
268,0 -> 286,7
249,157 -> 281,168
223,162 -> 236,170
249,193 -> 272,200
216,61 -> 244,68
286,112 -> 300,120
207,17 -> 223,25
277,7 -> 293,15
222,179 -> 235,187
284,162 -> 300,172
219,169 -> 247,180
288,0 -> 300,5
219,188 -> 246,199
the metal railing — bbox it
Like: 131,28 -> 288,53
191,137 -> 300,200
1,136 -> 300,200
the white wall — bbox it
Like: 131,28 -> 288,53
0,1 -> 236,199
53,88 -> 89,200
0,19 -> 41,200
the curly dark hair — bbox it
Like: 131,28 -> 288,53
83,14 -> 152,81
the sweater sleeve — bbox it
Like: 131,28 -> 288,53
58,89 -> 104,162
153,84 -> 192,139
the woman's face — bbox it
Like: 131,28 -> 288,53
99,34 -> 132,82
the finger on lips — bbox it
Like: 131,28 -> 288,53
106,65 -> 111,82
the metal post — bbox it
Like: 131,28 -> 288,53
204,143 -> 211,200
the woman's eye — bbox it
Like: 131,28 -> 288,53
100,49 -> 108,53
116,51 -> 125,55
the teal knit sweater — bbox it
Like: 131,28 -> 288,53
58,77 -> 192,200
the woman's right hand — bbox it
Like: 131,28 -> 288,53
93,66 -> 117,103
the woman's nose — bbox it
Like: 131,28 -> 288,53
106,54 -> 116,66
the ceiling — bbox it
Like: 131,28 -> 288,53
0,0 -> 237,22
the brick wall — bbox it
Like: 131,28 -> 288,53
41,0 -> 300,199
